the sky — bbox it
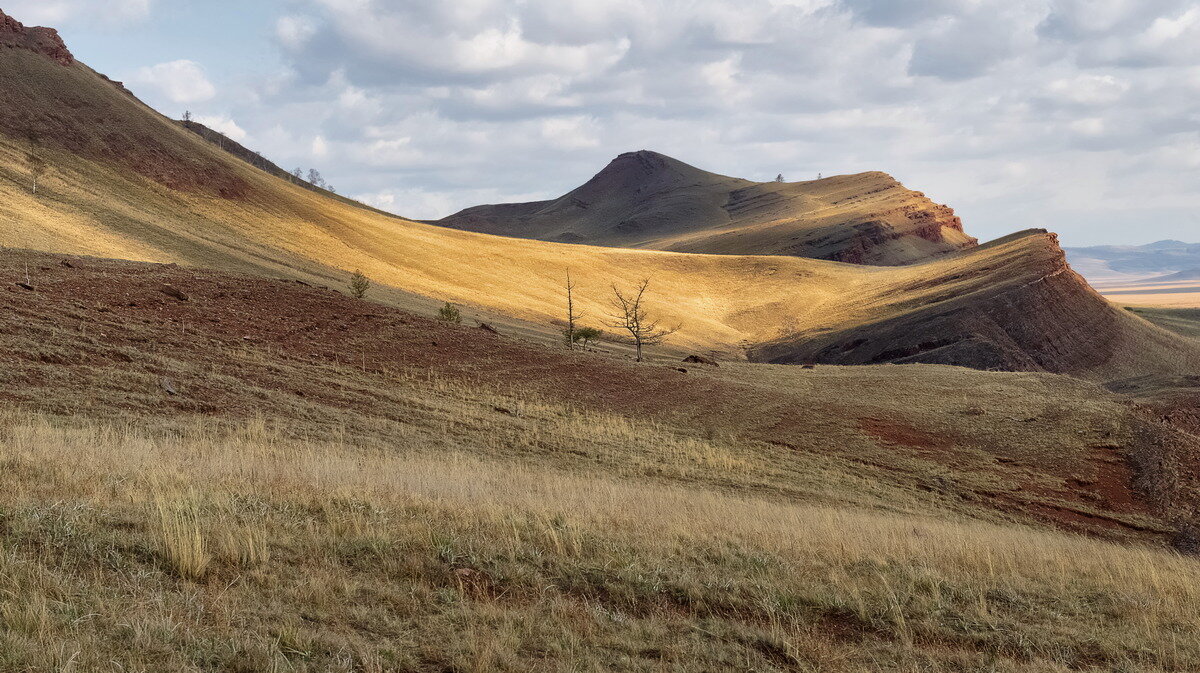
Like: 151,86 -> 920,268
4,0 -> 1200,246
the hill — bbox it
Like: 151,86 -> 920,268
433,150 -> 978,265
0,8 -> 1196,382
3,247 -> 1200,670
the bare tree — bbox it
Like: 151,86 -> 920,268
26,135 -> 47,195
607,279 -> 679,362
307,169 -> 325,188
563,269 -> 583,348
182,110 -> 193,122
775,173 -> 784,183
291,167 -> 304,180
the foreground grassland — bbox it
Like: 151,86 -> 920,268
3,404 -> 1200,672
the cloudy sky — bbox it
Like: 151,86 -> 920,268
5,0 -> 1200,245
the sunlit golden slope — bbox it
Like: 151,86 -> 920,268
0,18 -> 1197,379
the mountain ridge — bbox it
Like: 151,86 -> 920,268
433,149 -> 978,265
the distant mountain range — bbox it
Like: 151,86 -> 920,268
1066,240 -> 1200,280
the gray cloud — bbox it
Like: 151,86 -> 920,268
111,0 -> 1200,245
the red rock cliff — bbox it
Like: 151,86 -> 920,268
0,10 -> 74,65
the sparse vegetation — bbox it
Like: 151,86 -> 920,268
438,301 -> 462,323
572,325 -> 603,349
2,407 -> 1200,671
608,278 -> 679,362
348,268 -> 370,299
563,269 -> 583,348
25,134 -> 47,195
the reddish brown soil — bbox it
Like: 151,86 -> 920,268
0,249 -> 1184,544
858,418 -> 954,451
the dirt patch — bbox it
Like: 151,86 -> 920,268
859,418 -> 953,451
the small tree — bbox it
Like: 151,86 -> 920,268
574,326 -> 602,349
349,269 -> 370,299
775,173 -> 784,183
291,167 -> 304,180
563,269 -> 583,348
438,302 -> 462,324
307,169 -> 325,188
26,135 -> 47,195
607,279 -> 679,362
182,110 -> 193,122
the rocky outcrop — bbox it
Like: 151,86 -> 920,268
0,10 -> 73,65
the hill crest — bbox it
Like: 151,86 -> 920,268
433,150 -> 977,265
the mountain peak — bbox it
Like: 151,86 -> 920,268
0,9 -> 73,65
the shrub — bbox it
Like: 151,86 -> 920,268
568,326 -> 603,349
438,302 -> 462,324
349,270 -> 370,299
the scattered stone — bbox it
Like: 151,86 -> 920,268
160,377 -> 179,396
682,354 -> 719,367
59,260 -> 74,268
675,367 -> 689,374
15,282 -> 34,291
39,266 -> 51,271
493,405 -> 517,416
159,284 -> 189,301
801,364 -> 816,370
478,322 -> 500,334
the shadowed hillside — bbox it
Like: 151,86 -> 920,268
434,150 -> 978,265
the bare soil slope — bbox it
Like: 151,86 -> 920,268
434,150 -> 978,265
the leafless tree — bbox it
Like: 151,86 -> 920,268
563,269 -> 583,348
307,169 -> 326,188
26,135 -> 47,195
182,110 -> 193,122
775,173 -> 784,182
291,167 -> 304,180
607,279 -> 679,362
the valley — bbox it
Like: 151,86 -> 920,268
3,7 -> 1200,671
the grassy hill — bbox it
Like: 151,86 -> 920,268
2,248 -> 1200,671
1,39 -> 1197,378
431,150 -> 977,265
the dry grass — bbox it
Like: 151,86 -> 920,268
2,407 -> 1200,671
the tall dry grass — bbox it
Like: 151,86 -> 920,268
2,408 -> 1200,670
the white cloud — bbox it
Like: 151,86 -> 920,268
276,14 -> 318,50
133,60 -> 216,104
312,135 -> 329,158
540,116 -> 601,150
195,115 -> 247,142
159,0 -> 1200,245
3,0 -> 152,26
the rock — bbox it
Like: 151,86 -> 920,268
15,282 -> 34,291
478,322 -> 500,334
59,260 -> 74,268
160,377 -> 178,396
675,367 -> 688,373
159,284 -> 189,301
801,364 -> 816,369
0,10 -> 75,65
682,354 -> 719,367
